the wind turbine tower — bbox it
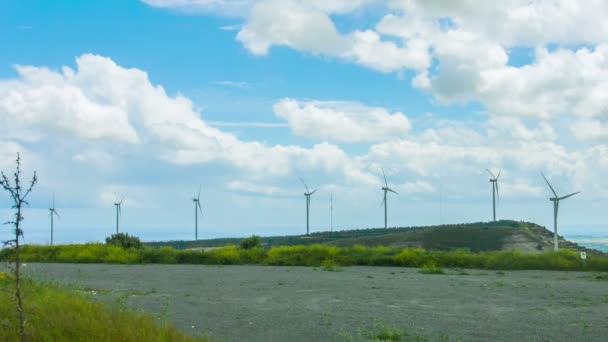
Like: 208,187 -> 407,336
301,178 -> 317,235
486,169 -> 501,222
114,197 -> 123,234
193,185 -> 203,240
541,173 -> 580,251
330,193 -> 333,233
380,169 -> 398,229
48,194 -> 59,245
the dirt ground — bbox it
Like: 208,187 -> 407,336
19,264 -> 608,341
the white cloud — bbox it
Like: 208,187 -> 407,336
236,0 -> 348,56
0,55 -> 376,184
228,181 -> 282,196
141,0 -> 254,16
274,98 -> 411,142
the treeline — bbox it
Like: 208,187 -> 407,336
3,243 -> 607,272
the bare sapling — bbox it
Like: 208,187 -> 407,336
1,153 -> 37,342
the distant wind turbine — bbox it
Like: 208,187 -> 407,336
541,173 -> 580,251
380,169 -> 398,229
48,194 -> 59,245
486,169 -> 501,222
330,193 -> 333,233
192,185 -> 203,240
301,178 -> 317,235
114,196 -> 123,234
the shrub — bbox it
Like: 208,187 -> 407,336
240,235 -> 262,250
105,233 -> 142,249
418,261 -> 445,274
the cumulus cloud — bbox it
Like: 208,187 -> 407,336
0,55 -> 376,185
274,99 -> 411,143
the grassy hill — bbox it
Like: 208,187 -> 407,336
146,220 -> 600,254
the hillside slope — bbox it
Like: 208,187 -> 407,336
146,220 -> 599,254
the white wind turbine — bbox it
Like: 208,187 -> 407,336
114,195 -> 123,234
486,169 -> 501,222
48,194 -> 59,245
380,169 -> 398,229
192,185 -> 203,240
541,173 -> 580,251
301,178 -> 317,235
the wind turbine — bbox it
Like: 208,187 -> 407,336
301,178 -> 316,235
330,193 -> 333,233
48,194 -> 59,245
541,173 -> 580,251
486,169 -> 501,222
192,185 -> 203,240
380,169 -> 398,229
114,196 -> 123,234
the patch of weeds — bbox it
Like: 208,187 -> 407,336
367,275 -> 374,279
319,312 -> 333,327
496,271 -> 505,276
495,281 -> 505,288
418,262 -> 445,275
322,259 -> 342,272
365,320 -> 429,341
277,280 -> 287,286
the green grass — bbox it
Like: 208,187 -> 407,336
0,272 -> 207,341
418,262 -> 445,275
3,243 -> 608,272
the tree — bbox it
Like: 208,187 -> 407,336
105,232 -> 142,249
240,235 -> 262,250
1,153 -> 37,342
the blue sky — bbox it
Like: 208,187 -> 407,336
1,0 -> 607,244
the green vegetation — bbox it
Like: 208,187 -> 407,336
106,232 -> 142,249
239,235 -> 262,250
418,261 -> 445,275
4,243 -> 607,272
0,272 -> 206,341
144,220 -> 596,255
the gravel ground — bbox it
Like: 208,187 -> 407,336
18,263 -> 608,341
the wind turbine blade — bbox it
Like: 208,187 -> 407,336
380,197 -> 385,208
495,182 -> 499,202
388,188 -> 398,194
55,210 -> 60,219
485,169 -> 496,179
197,201 -> 203,215
300,178 -> 309,193
541,173 -> 558,198
310,189 -> 317,195
559,191 -> 580,201
52,193 -> 55,209
382,168 -> 388,187
197,185 -> 202,201
496,169 -> 502,180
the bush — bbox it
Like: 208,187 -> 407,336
105,233 -> 142,249
240,235 -> 262,250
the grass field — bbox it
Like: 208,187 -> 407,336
20,263 -> 608,342
0,270 -> 207,341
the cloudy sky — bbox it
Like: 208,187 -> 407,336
1,0 -> 607,244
